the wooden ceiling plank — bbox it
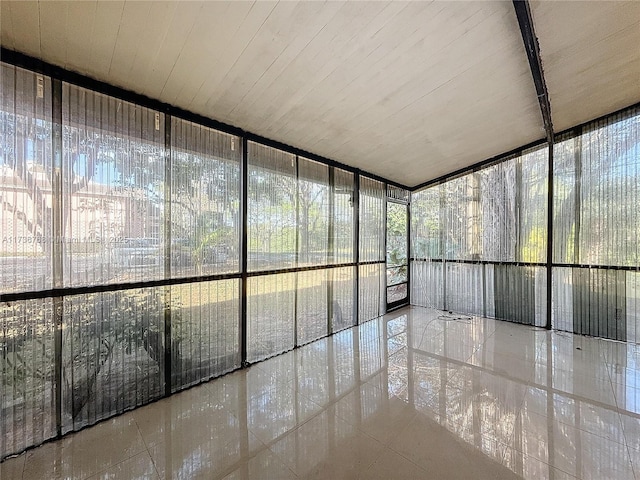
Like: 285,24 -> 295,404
141,3 -> 203,100
1,1 -> 16,51
8,1 -> 41,58
39,1 -> 68,67
64,1 -> 97,75
202,1 -> 301,117
108,2 -> 153,85
175,2 -> 251,109
88,1 -> 125,78
159,2 -> 232,106
125,2 -> 179,99
225,2 -> 345,122
187,1 -> 276,114
258,1 -> 393,137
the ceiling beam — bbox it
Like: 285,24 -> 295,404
512,0 -> 554,144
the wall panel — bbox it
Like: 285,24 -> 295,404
296,269 -> 329,345
410,145 -> 548,326
331,266 -> 356,332
297,157 -> 329,267
358,176 -> 385,322
63,84 -> 165,287
0,299 -> 55,458
552,108 -> 639,340
171,279 -> 240,391
247,142 -> 296,271
61,287 -> 165,432
359,263 -> 385,323
171,118 -> 240,277
0,65 -> 53,293
247,273 -> 296,363
554,110 -> 640,267
410,260 -> 444,310
333,169 -> 354,264
359,177 -> 385,263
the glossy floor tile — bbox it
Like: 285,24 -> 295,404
2,306 -> 640,479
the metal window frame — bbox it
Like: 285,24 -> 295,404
0,53 -> 392,460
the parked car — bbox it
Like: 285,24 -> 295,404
202,244 -> 229,264
112,238 -> 161,268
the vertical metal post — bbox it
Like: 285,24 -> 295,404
327,167 -> 335,334
353,172 -> 360,324
440,186 -> 447,311
163,111 -> 176,468
240,137 -> 249,367
51,78 -> 63,437
383,183 -> 388,315
407,196 -> 412,306
163,114 -> 172,395
514,157 -> 524,325
512,0 -> 555,330
573,131 -> 582,263
515,157 -> 523,262
572,131 -> 583,337
469,173 -> 481,261
482,263 -> 487,318
294,156 -> 299,346
546,142 -> 554,330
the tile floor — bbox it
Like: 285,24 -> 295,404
1,306 -> 640,479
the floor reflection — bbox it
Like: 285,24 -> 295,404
2,305 -> 639,479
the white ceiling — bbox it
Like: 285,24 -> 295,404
531,1 -> 640,133
1,1 -> 638,187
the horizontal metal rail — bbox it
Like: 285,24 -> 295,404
411,258 -> 640,272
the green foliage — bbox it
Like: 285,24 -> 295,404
0,289 -> 181,419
